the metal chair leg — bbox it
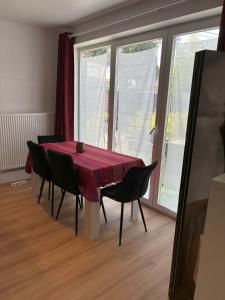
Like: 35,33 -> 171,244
51,183 -> 54,217
78,195 -> 83,209
119,202 -> 124,246
55,190 -> 66,220
137,199 -> 147,232
100,195 -> 107,223
81,195 -> 83,208
75,195 -> 79,235
38,178 -> 45,204
48,181 -> 51,200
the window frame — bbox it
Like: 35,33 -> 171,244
75,15 -> 220,218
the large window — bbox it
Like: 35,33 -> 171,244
79,46 -> 110,148
158,28 -> 219,212
77,19 -> 219,215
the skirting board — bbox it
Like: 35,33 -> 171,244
0,168 -> 31,185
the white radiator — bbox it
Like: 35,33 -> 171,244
0,113 -> 55,170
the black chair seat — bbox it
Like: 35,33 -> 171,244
101,184 -> 118,199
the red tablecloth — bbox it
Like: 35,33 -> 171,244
26,141 -> 145,202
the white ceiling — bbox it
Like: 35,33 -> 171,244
0,0 -> 135,28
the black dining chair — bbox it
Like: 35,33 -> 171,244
27,141 -> 52,205
38,135 -> 64,202
47,149 -> 84,235
100,161 -> 158,246
38,135 -> 84,210
38,135 -> 65,144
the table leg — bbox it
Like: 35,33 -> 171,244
131,200 -> 139,221
32,170 -> 41,197
84,193 -> 100,240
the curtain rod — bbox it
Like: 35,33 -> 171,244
70,0 -> 187,38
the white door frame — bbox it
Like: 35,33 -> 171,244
144,15 -> 220,218
75,15 -> 220,219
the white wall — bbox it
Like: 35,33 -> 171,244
0,18 -> 58,184
0,18 -> 58,114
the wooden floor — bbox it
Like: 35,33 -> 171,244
0,182 -> 175,300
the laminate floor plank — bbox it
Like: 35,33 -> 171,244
0,182 -> 175,300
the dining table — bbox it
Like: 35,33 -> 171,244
26,141 -> 145,240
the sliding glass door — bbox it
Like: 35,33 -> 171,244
157,28 -> 219,213
113,39 -> 162,167
77,17 -> 219,216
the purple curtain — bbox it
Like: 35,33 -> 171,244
218,1 -> 225,51
55,32 -> 74,141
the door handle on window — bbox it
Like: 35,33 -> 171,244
149,126 -> 156,136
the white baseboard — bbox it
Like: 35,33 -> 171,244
0,168 -> 31,185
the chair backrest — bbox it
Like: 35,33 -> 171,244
27,141 -> 51,180
38,135 -> 65,144
47,149 -> 80,195
115,161 -> 158,202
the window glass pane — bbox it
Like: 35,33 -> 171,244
79,46 -> 110,148
114,39 -> 162,168
158,28 -> 219,212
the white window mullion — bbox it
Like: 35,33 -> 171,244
107,43 -> 117,151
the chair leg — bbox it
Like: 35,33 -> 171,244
78,195 -> 83,209
75,195 -> 79,235
38,178 -> 45,204
119,203 -> 124,246
137,199 -> 147,232
55,190 -> 66,220
51,183 -> 54,217
48,181 -> 51,200
100,195 -> 107,223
